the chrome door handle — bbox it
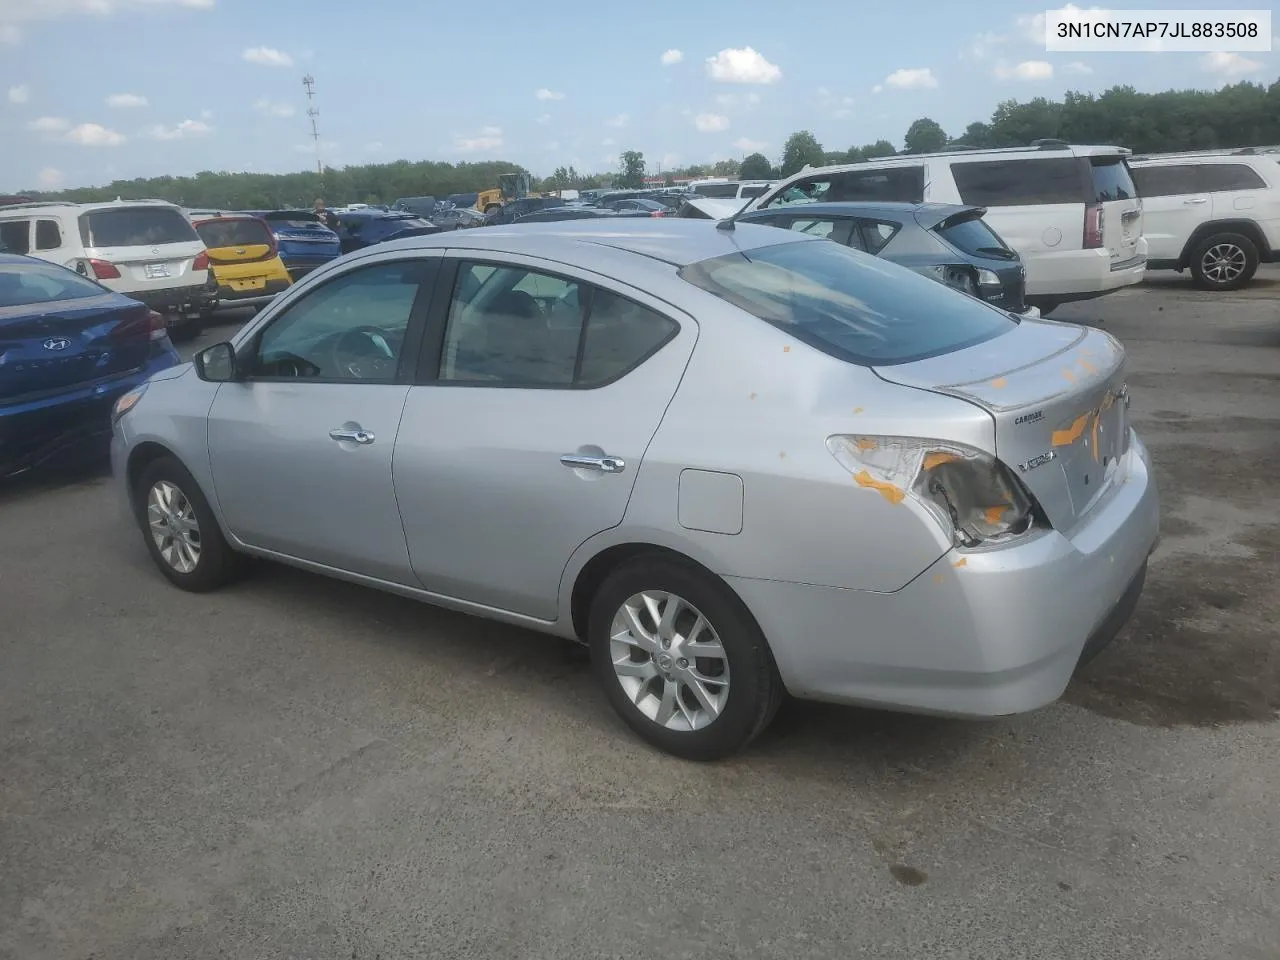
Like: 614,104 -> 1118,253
329,427 -> 375,444
560,454 -> 626,473
1183,198 -> 1209,205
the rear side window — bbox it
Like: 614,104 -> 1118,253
0,220 -> 30,255
951,158 -> 1086,206
1200,163 -> 1268,192
1090,157 -> 1138,201
35,219 -> 62,250
195,218 -> 274,248
1131,164 -> 1201,197
857,220 -> 901,254
79,207 -> 199,247
935,215 -> 1016,259
768,167 -> 925,207
679,239 -> 1016,366
0,261 -> 106,307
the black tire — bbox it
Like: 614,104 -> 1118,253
588,554 -> 782,761
1188,232 -> 1258,291
133,456 -> 240,592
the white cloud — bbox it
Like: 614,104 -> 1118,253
534,88 -> 564,101
1064,60 -> 1093,74
816,86 -> 831,97
7,83 -> 29,104
535,113 -> 552,124
254,98 -> 294,117
0,0 -> 212,44
1018,4 -> 1102,44
65,122 -> 126,146
705,46 -> 782,84
106,92 -> 147,107
734,137 -> 768,153
994,60 -> 1054,81
967,31 -> 1007,61
694,112 -> 730,133
242,46 -> 293,67
660,48 -> 683,65
37,166 -> 64,188
146,118 -> 212,140
601,137 -> 615,146
883,67 -> 938,90
1202,51 -> 1262,78
872,84 -> 883,94
454,126 -> 503,153
605,112 -> 629,128
28,116 -> 69,133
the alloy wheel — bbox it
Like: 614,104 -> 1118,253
146,479 -> 202,574
1200,242 -> 1247,285
609,590 -> 731,732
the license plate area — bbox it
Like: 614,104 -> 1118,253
1061,388 -> 1128,515
144,262 -> 171,279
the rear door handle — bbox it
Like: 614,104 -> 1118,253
329,427 -> 376,445
560,454 -> 625,473
1183,197 -> 1209,205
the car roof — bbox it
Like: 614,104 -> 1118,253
369,217 -> 816,266
0,198 -> 182,214
743,200 -> 975,221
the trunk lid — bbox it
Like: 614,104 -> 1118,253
874,319 -> 1130,531
78,204 -> 208,290
0,293 -> 152,402
194,217 -> 276,265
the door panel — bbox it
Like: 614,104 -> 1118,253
394,258 -> 697,620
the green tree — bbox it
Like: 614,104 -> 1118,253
616,150 -> 646,189
903,117 -> 948,153
712,158 -> 741,177
739,152 -> 772,180
780,130 -> 825,177
952,122 -> 996,148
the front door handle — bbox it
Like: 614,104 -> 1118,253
329,427 -> 376,445
1183,197 -> 1209,205
560,453 -> 625,473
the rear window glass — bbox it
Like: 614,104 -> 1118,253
79,207 -> 198,247
195,218 -> 273,248
0,261 -> 106,307
1090,158 -> 1138,201
951,158 -> 1086,206
679,239 -> 1016,366
935,215 -> 1017,260
767,167 -> 925,206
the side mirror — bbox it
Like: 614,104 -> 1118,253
193,341 -> 237,382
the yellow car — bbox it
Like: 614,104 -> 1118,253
191,214 -> 292,313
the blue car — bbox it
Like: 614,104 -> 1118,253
0,254 -> 179,478
332,210 -> 442,254
245,210 -> 341,280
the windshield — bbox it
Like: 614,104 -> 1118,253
678,238 -> 1016,366
195,218 -> 273,248
0,261 -> 106,307
935,215 -> 1017,260
78,207 -> 198,247
1091,157 -> 1139,201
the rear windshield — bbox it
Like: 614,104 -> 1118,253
679,239 -> 1016,366
1090,157 -> 1138,202
78,207 -> 198,247
195,218 -> 273,248
935,214 -> 1017,260
0,261 -> 106,307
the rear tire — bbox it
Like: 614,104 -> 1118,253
133,456 -> 240,592
1188,232 -> 1258,291
588,554 -> 782,761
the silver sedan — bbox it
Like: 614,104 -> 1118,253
110,219 -> 1160,760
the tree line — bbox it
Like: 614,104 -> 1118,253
19,79 -> 1279,206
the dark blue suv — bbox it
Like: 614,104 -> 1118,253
244,210 -> 341,280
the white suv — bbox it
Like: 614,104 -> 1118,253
742,143 -> 1147,314
0,199 -> 215,335
1129,151 -> 1280,290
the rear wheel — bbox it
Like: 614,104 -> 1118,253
1189,232 -> 1258,291
133,456 -> 240,592
588,555 -> 781,761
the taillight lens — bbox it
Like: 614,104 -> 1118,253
89,258 -> 120,280
193,250 -> 210,271
649,210 -> 666,217
1083,203 -> 1104,249
147,309 -> 168,341
827,435 -> 1038,546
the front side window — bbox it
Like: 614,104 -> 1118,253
951,158 -> 1086,206
679,239 -> 1016,366
1131,164 -> 1202,197
0,261 -> 106,307
251,261 -> 425,381
1200,163 -> 1268,192
35,219 -> 62,251
78,207 -> 199,247
0,220 -> 31,255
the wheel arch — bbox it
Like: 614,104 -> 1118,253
1177,219 -> 1268,268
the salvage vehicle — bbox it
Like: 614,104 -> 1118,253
112,219 -> 1158,761
1,253 -> 179,478
0,199 -> 215,340
190,214 -> 292,313
332,209 -> 442,254
739,201 -> 1037,315
243,210 -> 341,280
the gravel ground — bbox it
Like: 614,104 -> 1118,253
1,268 -> 1277,960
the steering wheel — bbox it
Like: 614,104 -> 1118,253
330,325 -> 398,380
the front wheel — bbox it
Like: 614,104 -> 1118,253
133,456 -> 240,592
588,555 -> 782,761
1189,232 -> 1258,291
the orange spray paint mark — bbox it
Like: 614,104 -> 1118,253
952,557 -> 968,568
853,470 -> 906,505
923,452 -> 959,471
1062,369 -> 1076,383
782,345 -> 791,353
984,505 -> 1006,526
855,437 -> 878,451
1052,413 -> 1091,447
990,377 -> 1008,389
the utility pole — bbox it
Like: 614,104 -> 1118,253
301,74 -> 323,187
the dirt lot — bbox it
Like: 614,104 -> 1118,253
1,268 -> 1277,959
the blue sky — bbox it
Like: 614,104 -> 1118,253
1,0 -> 1277,192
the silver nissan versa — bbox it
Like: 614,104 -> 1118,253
110,219 -> 1159,760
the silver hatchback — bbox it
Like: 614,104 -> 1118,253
111,220 -> 1159,760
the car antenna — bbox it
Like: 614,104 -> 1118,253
715,193 -> 758,232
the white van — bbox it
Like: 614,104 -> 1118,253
743,144 -> 1146,313
0,199 -> 214,333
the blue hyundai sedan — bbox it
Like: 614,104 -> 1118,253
0,253 -> 180,478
